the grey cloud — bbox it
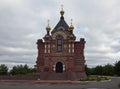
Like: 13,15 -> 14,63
110,39 -> 120,52
0,0 -> 120,68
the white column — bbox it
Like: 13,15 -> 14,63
69,49 -> 71,53
69,44 -> 71,53
48,44 -> 50,53
53,65 -> 55,71
72,43 -> 74,53
72,49 -> 74,53
45,49 -> 46,53
44,44 -> 47,53
63,65 -> 65,71
48,44 -> 50,48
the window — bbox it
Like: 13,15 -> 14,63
44,44 -> 50,53
68,43 -> 74,53
57,36 -> 62,52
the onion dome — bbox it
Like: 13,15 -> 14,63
69,19 -> 74,30
60,5 -> 64,16
46,20 -> 51,31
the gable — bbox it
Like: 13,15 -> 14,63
52,30 -> 67,40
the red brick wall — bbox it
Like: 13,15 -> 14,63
36,31 -> 86,74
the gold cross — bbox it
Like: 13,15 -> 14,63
71,19 -> 73,25
61,4 -> 63,10
47,19 -> 50,26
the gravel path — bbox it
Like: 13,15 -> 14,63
0,77 -> 119,89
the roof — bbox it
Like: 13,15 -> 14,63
51,16 -> 69,33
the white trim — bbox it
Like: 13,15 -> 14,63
72,49 -> 74,53
48,44 -> 50,48
45,44 -> 47,48
44,49 -> 46,53
72,43 -> 74,48
69,49 -> 71,53
69,44 -> 71,48
48,49 -> 50,53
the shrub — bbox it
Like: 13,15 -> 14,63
104,76 -> 110,80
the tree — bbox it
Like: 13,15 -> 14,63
103,64 -> 114,76
93,65 -> 103,75
85,65 -> 94,75
0,64 -> 8,75
9,64 -> 36,75
22,64 -> 29,74
28,68 -> 36,74
9,66 -> 19,75
114,61 -> 120,76
10,64 -> 29,75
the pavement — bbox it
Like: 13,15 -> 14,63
0,77 -> 120,89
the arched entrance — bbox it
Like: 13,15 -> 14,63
55,62 -> 63,73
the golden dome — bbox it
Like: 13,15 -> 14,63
46,25 -> 51,31
69,19 -> 74,30
60,9 -> 64,16
60,5 -> 64,16
46,20 -> 51,31
69,24 -> 74,30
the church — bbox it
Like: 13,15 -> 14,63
36,7 -> 86,80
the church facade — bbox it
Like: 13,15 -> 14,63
36,7 -> 86,80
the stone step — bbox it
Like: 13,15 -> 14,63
38,72 -> 87,80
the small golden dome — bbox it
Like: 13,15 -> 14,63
69,19 -> 74,30
60,9 -> 64,16
46,25 -> 51,31
60,5 -> 64,16
69,24 -> 74,30
46,20 -> 51,31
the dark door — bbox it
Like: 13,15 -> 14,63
55,62 -> 63,73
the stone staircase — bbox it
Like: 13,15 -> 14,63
38,72 -> 86,80
47,72 -> 67,80
38,72 -> 67,80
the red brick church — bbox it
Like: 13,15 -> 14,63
36,7 -> 86,80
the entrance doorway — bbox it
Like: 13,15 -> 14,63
55,62 -> 63,73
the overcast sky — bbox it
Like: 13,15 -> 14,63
0,0 -> 120,69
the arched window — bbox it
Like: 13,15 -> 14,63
57,36 -> 62,52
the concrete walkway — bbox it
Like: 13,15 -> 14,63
0,77 -> 119,89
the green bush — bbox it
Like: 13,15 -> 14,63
88,75 -> 98,81
104,76 -> 110,80
97,76 -> 102,81
88,76 -> 110,81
